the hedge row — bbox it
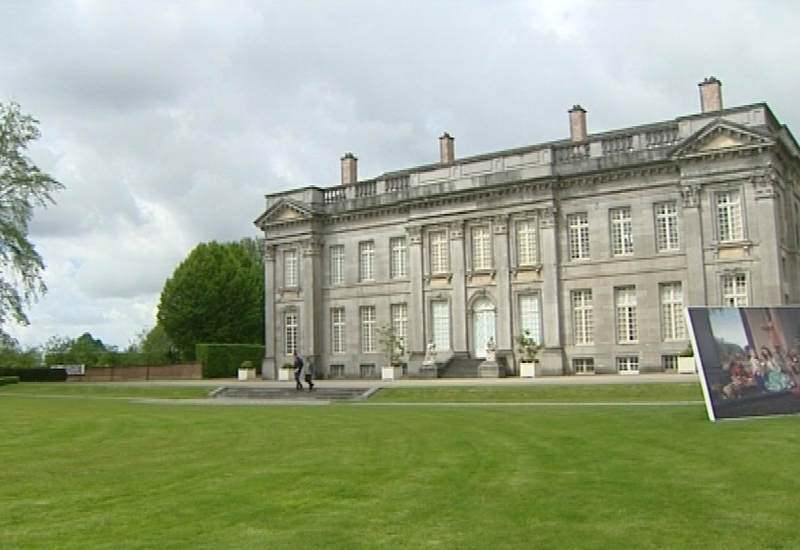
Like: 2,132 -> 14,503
195,344 -> 265,378
0,368 -> 67,382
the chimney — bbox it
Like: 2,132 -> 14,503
569,105 -> 587,142
698,77 -> 723,113
340,153 -> 357,185
439,133 -> 455,165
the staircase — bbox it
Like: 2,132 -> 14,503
439,357 -> 482,378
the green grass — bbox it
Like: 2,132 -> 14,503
1,382 -> 799,549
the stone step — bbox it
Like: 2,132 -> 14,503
211,386 -> 374,401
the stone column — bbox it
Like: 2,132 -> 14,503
301,236 -> 323,359
407,225 -> 425,372
681,183 -> 707,305
752,170 -> 781,303
449,221 -> 467,353
493,215 -> 512,351
539,206 -> 563,373
262,244 -> 277,379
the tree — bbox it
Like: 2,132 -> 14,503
0,102 -> 63,340
157,239 -> 264,361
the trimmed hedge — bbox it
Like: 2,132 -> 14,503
0,368 -> 67,382
195,344 -> 265,378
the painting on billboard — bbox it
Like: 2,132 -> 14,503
686,306 -> 800,421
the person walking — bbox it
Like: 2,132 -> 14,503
293,352 -> 304,390
304,356 -> 315,391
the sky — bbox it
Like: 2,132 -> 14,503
1,0 -> 800,350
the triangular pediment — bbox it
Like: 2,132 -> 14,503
254,198 -> 314,228
669,119 -> 774,159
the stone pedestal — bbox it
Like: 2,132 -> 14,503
478,361 -> 499,378
419,362 -> 438,378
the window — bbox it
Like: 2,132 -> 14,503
391,303 -> 408,353
430,230 -> 449,274
519,294 -> 542,345
617,356 -> 639,373
331,308 -> 346,354
360,306 -> 376,352
471,226 -> 492,270
284,311 -> 298,355
610,207 -> 633,256
360,364 -> 377,378
330,364 -> 345,378
662,355 -> 678,371
616,286 -> 638,343
722,273 -> 748,306
283,249 -> 298,288
330,245 -> 344,284
516,220 -> 538,266
390,237 -> 407,279
568,213 -> 590,260
573,358 -> 595,374
431,301 -> 450,350
716,190 -> 743,242
655,202 -> 679,251
660,282 -> 685,341
572,290 -> 594,345
359,241 -> 374,282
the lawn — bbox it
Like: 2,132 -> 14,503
2,382 -> 799,549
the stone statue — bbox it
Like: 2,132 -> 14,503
424,340 -> 436,364
485,337 -> 496,363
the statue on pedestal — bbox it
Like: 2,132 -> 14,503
423,340 -> 436,364
485,337 -> 496,363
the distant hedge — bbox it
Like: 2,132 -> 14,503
0,376 -> 20,387
196,344 -> 265,378
0,368 -> 67,382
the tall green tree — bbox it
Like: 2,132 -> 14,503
157,239 -> 264,360
0,102 -> 63,340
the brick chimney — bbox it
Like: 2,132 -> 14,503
340,153 -> 357,185
439,133 -> 455,165
569,105 -> 587,142
698,77 -> 723,113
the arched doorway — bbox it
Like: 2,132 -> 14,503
473,298 -> 496,359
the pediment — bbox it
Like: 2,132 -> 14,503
254,198 -> 314,228
669,120 -> 774,159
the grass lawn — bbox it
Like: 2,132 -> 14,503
2,381 -> 799,549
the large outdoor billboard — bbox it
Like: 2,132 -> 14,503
686,306 -> 800,421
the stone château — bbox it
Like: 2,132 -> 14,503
255,78 -> 800,378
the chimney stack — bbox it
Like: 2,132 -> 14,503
340,153 -> 358,185
569,105 -> 587,142
439,133 -> 455,165
698,77 -> 723,113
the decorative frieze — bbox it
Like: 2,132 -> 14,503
492,215 -> 508,234
751,167 -> 778,199
301,237 -> 323,256
407,225 -> 422,245
680,184 -> 700,207
539,207 -> 556,229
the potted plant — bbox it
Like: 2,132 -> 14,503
677,344 -> 696,374
279,362 -> 293,381
515,329 -> 541,378
378,324 -> 405,381
238,360 -> 256,381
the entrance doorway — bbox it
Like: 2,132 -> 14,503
473,298 -> 496,359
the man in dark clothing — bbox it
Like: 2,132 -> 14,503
305,356 -> 315,391
293,353 -> 304,390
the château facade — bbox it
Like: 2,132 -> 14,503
255,78 -> 800,378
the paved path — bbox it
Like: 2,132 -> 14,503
88,372 -> 700,389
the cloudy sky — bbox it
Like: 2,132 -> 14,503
1,0 -> 799,350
